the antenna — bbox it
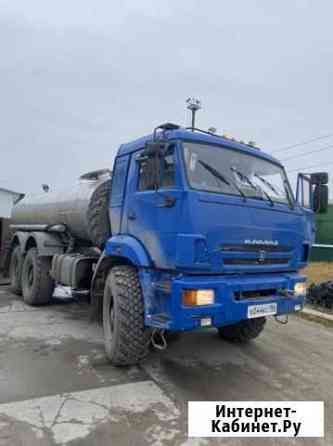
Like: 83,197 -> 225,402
186,97 -> 202,130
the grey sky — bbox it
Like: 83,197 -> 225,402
1,0 -> 333,194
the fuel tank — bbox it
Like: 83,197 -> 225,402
12,170 -> 111,248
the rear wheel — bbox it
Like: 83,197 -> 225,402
218,317 -> 266,343
9,245 -> 23,295
103,265 -> 151,366
21,248 -> 55,305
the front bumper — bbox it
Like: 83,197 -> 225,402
144,272 -> 306,331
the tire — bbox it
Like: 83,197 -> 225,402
9,245 -> 23,295
87,179 -> 111,249
218,317 -> 266,343
103,265 -> 151,366
21,248 -> 55,305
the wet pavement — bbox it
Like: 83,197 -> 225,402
0,285 -> 332,445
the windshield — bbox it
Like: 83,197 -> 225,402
183,142 -> 293,205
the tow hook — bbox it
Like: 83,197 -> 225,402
274,314 -> 289,325
151,329 -> 168,351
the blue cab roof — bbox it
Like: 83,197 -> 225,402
117,127 -> 283,167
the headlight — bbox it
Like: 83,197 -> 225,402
182,289 -> 215,306
294,282 -> 307,296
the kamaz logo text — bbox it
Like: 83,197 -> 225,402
244,239 -> 279,246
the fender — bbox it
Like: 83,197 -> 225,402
104,235 -> 152,267
11,232 -> 30,252
90,236 -> 152,321
27,232 -> 65,256
13,231 -> 65,256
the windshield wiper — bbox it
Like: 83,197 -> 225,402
198,160 -> 230,186
198,160 -> 247,201
231,167 -> 274,206
254,173 -> 279,195
255,172 -> 294,209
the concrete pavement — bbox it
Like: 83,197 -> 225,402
0,285 -> 332,445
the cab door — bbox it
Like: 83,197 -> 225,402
123,144 -> 183,269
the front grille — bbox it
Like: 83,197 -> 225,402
224,258 -> 289,266
220,244 -> 292,253
234,289 -> 277,300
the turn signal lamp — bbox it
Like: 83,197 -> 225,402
182,289 -> 215,306
294,282 -> 307,296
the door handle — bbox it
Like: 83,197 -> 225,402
157,196 -> 177,208
128,210 -> 136,220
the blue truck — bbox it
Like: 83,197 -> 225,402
6,123 -> 329,365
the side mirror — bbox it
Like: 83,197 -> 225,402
137,141 -> 166,160
313,184 -> 328,213
310,172 -> 328,186
136,141 -> 167,190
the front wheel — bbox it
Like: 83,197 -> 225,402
218,317 -> 266,343
103,265 -> 151,366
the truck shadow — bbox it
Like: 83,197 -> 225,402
144,326 -> 301,402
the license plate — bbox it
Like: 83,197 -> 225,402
247,302 -> 277,319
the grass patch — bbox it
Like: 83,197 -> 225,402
302,262 -> 333,284
296,310 -> 333,328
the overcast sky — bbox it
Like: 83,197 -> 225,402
1,0 -> 333,194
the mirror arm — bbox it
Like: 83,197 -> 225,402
154,152 -> 160,190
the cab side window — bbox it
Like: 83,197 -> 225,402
138,158 -> 156,191
137,146 -> 176,191
160,147 -> 175,188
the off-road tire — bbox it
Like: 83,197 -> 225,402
9,245 -> 23,295
218,317 -> 266,343
21,248 -> 55,305
87,179 -> 111,249
103,265 -> 151,366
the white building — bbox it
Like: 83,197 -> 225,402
0,187 -> 24,272
0,187 -> 23,219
